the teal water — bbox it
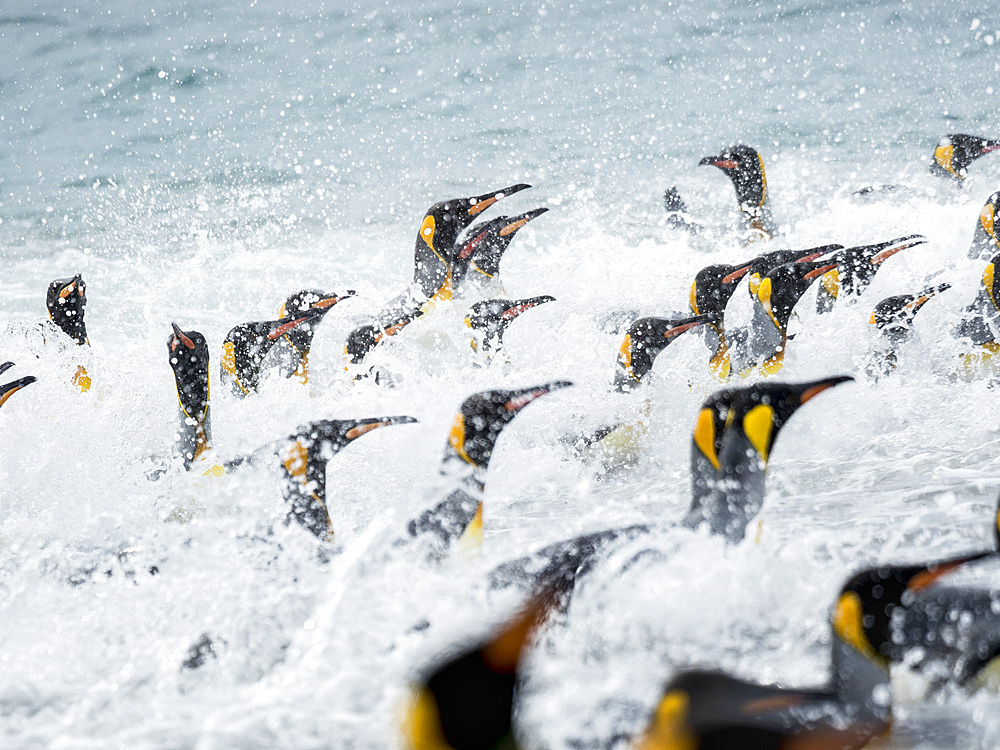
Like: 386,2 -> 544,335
3,2 -> 1000,747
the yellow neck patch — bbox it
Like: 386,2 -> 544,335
693,408 -> 720,470
635,690 -> 697,750
402,688 -> 451,750
619,333 -> 636,380
983,202 -> 997,241
833,591 -> 885,666
688,281 -> 699,316
821,267 -> 840,300
742,404 -> 775,461
984,263 -> 998,311
756,277 -> 782,332
448,413 -> 476,466
457,500 -> 484,554
935,143 -> 959,177
756,153 -> 768,207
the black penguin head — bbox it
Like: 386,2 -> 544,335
454,208 -> 548,281
413,184 -> 532,297
870,283 -> 951,334
443,381 -> 572,479
281,416 -> 418,540
465,295 -> 555,352
402,590 -> 555,750
692,376 -> 853,478
0,362 -> 36,410
700,144 -> 768,210
616,315 -> 711,389
168,323 -> 210,420
272,289 -> 353,352
279,288 -> 355,319
755,260 -> 838,333
688,262 -> 752,321
744,245 -> 840,298
46,275 -> 88,345
834,550 -> 993,673
932,134 -> 1000,180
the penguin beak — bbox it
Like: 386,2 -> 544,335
170,322 -> 196,351
344,416 -> 418,441
59,274 -> 85,299
498,207 -> 548,237
721,264 -> 752,284
905,551 -> 994,594
663,317 -> 710,339
311,291 -> 356,310
0,376 -> 37,408
869,236 -> 926,266
499,296 -> 556,321
981,140 -> 1000,155
802,263 -> 838,281
467,183 -> 532,217
503,380 -> 572,413
266,314 -> 315,340
699,155 -> 738,170
798,375 -> 853,405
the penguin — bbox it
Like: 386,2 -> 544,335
167,323 -> 212,470
613,314 -> 714,392
276,416 -> 417,541
968,189 -> 1000,261
700,145 -> 776,241
490,377 -> 852,596
0,362 -> 36,409
684,376 -> 852,539
814,235 -> 927,312
401,586 -> 562,750
687,260 -> 755,380
412,183 -> 531,300
220,289 -> 354,396
635,548 -> 994,750
931,134 -> 1000,182
953,249 -> 1000,365
865,283 -> 951,379
345,184 -> 532,369
464,295 -> 555,364
726,259 -> 839,377
451,208 -> 548,300
403,381 -> 572,558
45,274 -> 91,391
569,315 -> 712,464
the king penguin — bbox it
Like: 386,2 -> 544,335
931,134 -> 1000,182
451,208 -> 548,301
167,323 -> 213,470
345,184 -> 532,369
636,544 -> 995,750
403,381 -> 572,558
700,144 -> 776,241
220,289 -> 354,396
45,274 -> 92,391
464,295 -> 556,364
968,189 -> 1000,261
489,376 -> 852,595
865,283 -> 951,379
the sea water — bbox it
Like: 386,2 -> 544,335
3,1 -> 1000,747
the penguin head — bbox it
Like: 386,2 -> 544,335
755,260 -> 838,333
0,363 -> 36,410
442,381 -> 572,482
413,184 -> 532,296
870,283 -> 951,334
279,288 -> 355,319
454,207 -> 548,281
168,323 -> 210,419
465,295 -> 555,351
693,376 -> 852,477
46,274 -> 88,345
273,289 -> 354,352
700,144 -> 768,211
616,315 -> 712,389
744,245 -> 840,298
688,262 -> 752,321
833,550 -> 994,678
402,590 -> 555,750
932,134 -> 1000,180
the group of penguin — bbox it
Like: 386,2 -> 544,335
2,132 -> 1000,749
